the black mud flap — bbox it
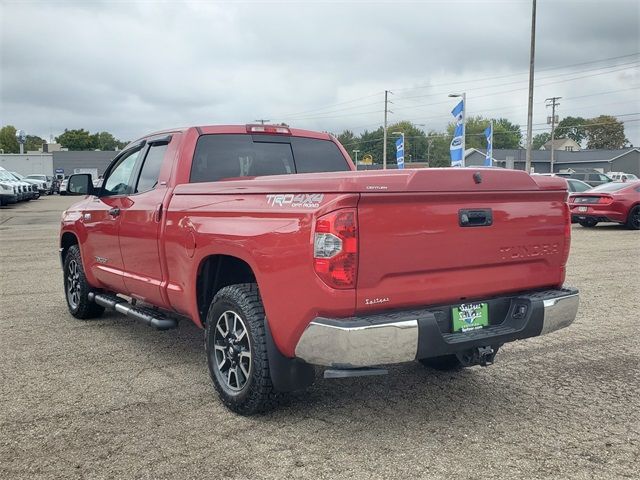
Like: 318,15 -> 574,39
265,320 -> 315,392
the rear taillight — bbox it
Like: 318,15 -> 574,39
562,202 -> 571,266
313,209 -> 358,289
597,195 -> 613,204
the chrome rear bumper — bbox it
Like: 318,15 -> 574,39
295,288 -> 579,368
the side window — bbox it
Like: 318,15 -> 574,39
135,144 -> 168,193
599,174 -> 610,181
103,149 -> 141,196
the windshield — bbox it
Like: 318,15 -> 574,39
0,171 -> 17,181
27,175 -> 45,180
589,182 -> 634,192
11,172 -> 26,180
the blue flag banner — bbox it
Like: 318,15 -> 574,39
396,137 -> 405,169
451,100 -> 464,123
484,124 -> 492,167
450,100 -> 464,167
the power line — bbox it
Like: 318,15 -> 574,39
392,52 -> 639,93
271,52 -> 638,122
393,60 -> 639,104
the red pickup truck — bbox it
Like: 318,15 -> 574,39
60,124 -> 579,414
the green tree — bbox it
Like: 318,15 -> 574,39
585,115 -> 628,149
25,135 -> 45,152
532,132 -> 551,150
385,121 -> 428,164
358,127 -> 385,164
555,116 -> 588,144
336,130 -> 358,153
56,129 -> 97,151
447,116 -> 522,151
0,125 -> 20,153
426,132 -> 451,167
93,131 -> 122,151
493,118 -> 522,149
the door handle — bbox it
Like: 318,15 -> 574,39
459,209 -> 493,227
108,207 -> 121,218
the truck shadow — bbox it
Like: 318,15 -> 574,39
98,311 -> 535,427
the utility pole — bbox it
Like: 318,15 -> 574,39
353,149 -> 360,170
546,96 -> 561,173
383,90 -> 392,169
254,119 -> 270,125
525,0 -> 537,173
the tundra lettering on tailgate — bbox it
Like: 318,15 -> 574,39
499,243 -> 559,260
266,193 -> 324,208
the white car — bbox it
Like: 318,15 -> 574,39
607,172 -> 638,182
26,174 -> 53,193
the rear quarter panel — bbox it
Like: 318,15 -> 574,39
163,191 -> 358,357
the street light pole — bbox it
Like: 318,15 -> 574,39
525,0 -> 537,173
353,149 -> 360,170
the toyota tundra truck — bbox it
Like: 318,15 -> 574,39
60,124 -> 579,414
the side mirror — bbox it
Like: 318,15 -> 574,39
67,174 -> 94,196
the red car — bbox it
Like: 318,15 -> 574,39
569,180 -> 640,229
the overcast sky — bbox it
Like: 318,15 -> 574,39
1,0 -> 639,146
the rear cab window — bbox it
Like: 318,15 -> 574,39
190,134 -> 349,183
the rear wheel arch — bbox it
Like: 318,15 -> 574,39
196,254 -> 258,327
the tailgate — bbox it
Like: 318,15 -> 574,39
356,173 -> 569,313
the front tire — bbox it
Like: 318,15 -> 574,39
578,218 -> 598,228
63,245 -> 104,319
205,284 -> 284,415
626,206 -> 640,230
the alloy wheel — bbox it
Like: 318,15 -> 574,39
213,310 -> 252,391
66,259 -> 81,309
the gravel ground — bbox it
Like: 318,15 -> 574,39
1,195 -> 639,480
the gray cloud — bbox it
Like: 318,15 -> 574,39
1,0 -> 638,145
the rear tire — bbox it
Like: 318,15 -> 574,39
578,218 -> 598,228
63,245 -> 105,319
419,355 -> 464,371
626,206 -> 640,230
205,284 -> 285,415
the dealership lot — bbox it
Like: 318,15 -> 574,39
0,195 -> 638,480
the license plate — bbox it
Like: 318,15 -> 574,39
577,206 -> 588,212
452,303 -> 489,332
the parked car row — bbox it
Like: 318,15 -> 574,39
0,168 -> 41,205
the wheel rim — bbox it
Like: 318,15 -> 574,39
633,208 -> 640,228
66,259 -> 81,309
213,310 -> 252,391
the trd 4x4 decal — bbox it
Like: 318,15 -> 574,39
266,194 -> 324,208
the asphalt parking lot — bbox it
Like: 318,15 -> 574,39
1,195 -> 638,480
